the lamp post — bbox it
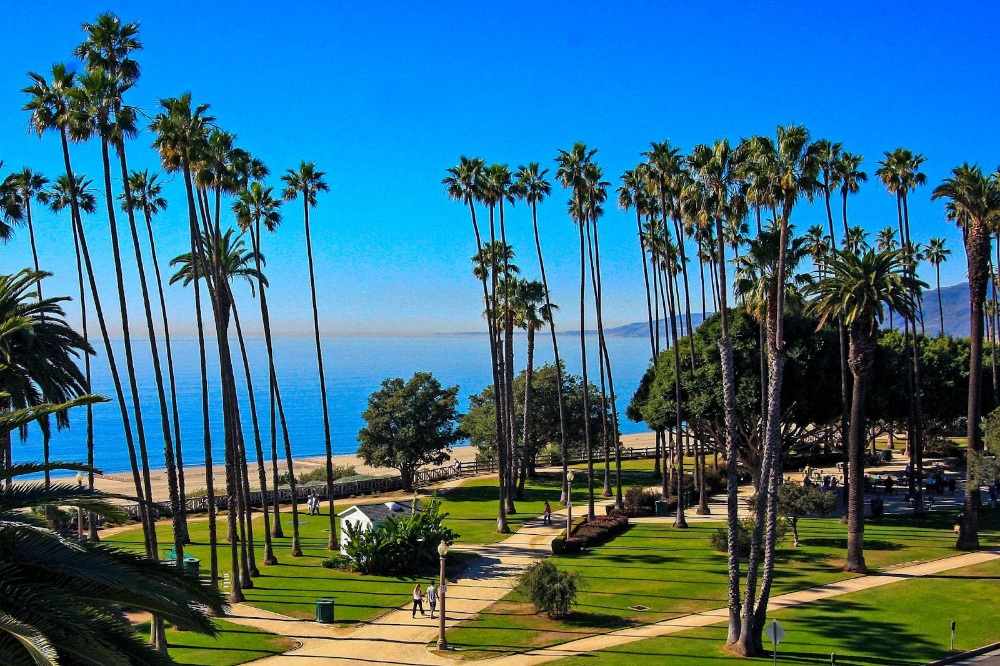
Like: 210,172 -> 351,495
436,540 -> 449,651
75,472 -> 84,540
566,470 -> 575,540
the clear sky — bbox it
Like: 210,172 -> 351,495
1,1 -> 998,335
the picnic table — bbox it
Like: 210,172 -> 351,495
163,549 -> 201,573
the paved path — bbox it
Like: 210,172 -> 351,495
223,487 -> 999,666
951,648 -> 1000,665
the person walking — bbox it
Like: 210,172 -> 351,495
426,581 -> 438,619
411,583 -> 425,618
543,500 -> 552,525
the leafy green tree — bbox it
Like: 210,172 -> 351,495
462,363 -> 610,473
518,559 -> 583,618
773,482 -> 837,547
358,372 -> 461,491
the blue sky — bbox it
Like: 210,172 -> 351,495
1,1 -> 998,334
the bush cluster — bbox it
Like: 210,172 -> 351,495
518,559 -> 583,618
297,464 -> 358,485
321,554 -> 354,570
342,498 -> 459,575
622,485 -> 658,517
709,516 -> 788,557
552,514 -> 629,554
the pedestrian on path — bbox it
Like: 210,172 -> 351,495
411,583 -> 425,617
427,582 -> 438,619
543,501 -> 552,525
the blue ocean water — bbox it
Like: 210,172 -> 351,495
13,333 -> 654,474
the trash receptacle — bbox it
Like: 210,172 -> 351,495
881,449 -> 892,462
655,500 -> 669,517
316,599 -> 334,624
184,557 -> 200,575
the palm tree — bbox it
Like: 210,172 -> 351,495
556,143 -> 599,521
844,226 -> 870,254
922,238 -> 951,335
733,126 -> 819,657
510,279 -> 552,497
2,169 -> 48,292
122,169 -> 189,542
23,64 -> 153,560
281,161 -> 335,548
444,156 -> 511,533
38,174 -> 97,533
0,270 -> 92,495
512,163 -> 572,505
932,165 -> 1000,550
834,151 -> 867,235
172,227 -> 262,602
877,148 -> 928,513
807,248 -> 923,572
149,93 -> 222,583
233,181 -> 288,565
0,380 -> 225,666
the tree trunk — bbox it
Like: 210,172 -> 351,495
518,326 -> 536,501
118,144 -> 184,566
530,201 -> 570,506
958,220 -> 989,550
181,160 -> 218,584
578,217 -> 595,521
845,330 -> 872,573
586,219 -> 613,499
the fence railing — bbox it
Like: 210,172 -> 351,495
121,458 -> 498,521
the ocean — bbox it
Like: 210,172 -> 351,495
13,333 -> 655,475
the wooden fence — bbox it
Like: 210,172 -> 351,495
122,458 -> 498,521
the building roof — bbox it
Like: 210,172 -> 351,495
337,499 -> 423,523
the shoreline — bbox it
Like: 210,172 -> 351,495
52,432 -> 656,502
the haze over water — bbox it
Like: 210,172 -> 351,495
15,333 -> 653,474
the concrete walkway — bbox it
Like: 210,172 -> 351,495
223,489 -> 999,666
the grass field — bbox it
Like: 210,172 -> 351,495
107,508 -> 477,624
443,510 -> 1000,659
136,618 -> 294,666
557,557 -> 1000,665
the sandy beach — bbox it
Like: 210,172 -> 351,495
57,432 -> 656,501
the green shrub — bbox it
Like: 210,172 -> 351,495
623,485 -> 658,517
710,517 -> 788,557
321,554 -> 354,570
518,559 -> 583,618
297,465 -> 358,485
343,498 -> 459,575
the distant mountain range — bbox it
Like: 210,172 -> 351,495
601,283 -> 982,339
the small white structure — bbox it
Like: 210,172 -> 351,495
336,499 -> 422,554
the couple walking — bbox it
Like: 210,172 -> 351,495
411,582 -> 442,619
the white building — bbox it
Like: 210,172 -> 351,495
336,499 -> 422,554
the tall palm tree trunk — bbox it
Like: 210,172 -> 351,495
665,251 -> 686,529
845,330 -> 871,573
299,197 -> 336,549
97,138 -> 157,559
232,296 -> 274,568
499,201 -> 518,515
180,154 -> 219,585
518,326 -> 536,499
140,206 -> 188,543
70,219 -> 98,541
57,129 -> 147,555
586,220 -> 612,498
577,216 -> 595,521
530,201 -> 570,505
958,221 -> 989,550
117,144 -> 183,563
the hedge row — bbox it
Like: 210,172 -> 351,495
551,514 -> 629,554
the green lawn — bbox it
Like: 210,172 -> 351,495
440,462 -> 673,545
444,510 -> 1000,659
136,618 -> 294,666
106,508 -> 477,625
558,557 -> 1000,665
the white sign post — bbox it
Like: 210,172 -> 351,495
763,619 -> 785,666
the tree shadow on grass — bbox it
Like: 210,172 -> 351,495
800,538 -> 903,551
559,611 -> 636,630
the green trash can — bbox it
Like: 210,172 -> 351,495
655,500 -> 669,517
183,557 -> 200,575
316,599 -> 334,624
881,449 -> 892,462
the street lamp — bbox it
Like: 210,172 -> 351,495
566,470 -> 575,540
436,540 -> 449,651
75,472 -> 84,540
